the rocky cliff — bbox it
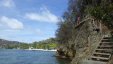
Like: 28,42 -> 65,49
57,16 -> 111,64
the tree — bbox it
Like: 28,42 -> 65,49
56,0 -> 113,44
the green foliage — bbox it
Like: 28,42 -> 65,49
56,0 -> 113,44
6,44 -> 19,49
4,43 -> 29,49
32,42 -> 37,49
36,43 -> 57,49
0,38 -> 56,49
56,0 -> 86,44
86,3 -> 113,29
86,7 -> 102,20
56,21 -> 73,44
19,43 -> 29,49
31,38 -> 57,49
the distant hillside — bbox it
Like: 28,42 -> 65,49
0,39 -> 20,49
0,39 -> 29,49
0,38 -> 57,49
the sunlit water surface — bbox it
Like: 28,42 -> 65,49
0,49 -> 70,64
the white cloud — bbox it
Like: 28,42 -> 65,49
0,16 -> 23,30
25,7 -> 59,23
1,0 -> 15,8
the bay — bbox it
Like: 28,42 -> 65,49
0,49 -> 70,64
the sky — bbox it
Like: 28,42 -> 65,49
0,0 -> 68,43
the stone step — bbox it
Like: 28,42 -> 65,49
81,60 -> 107,64
96,49 -> 112,51
98,44 -> 113,48
103,37 -> 111,39
98,47 -> 113,49
95,49 -> 112,53
91,56 -> 109,60
103,39 -> 112,40
93,52 -> 111,56
93,53 -> 111,58
102,40 -> 112,42
91,56 -> 109,62
100,43 -> 113,46
98,46 -> 113,49
102,39 -> 112,41
88,37 -> 113,63
101,42 -> 113,43
98,45 -> 113,48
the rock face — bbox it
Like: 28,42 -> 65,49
57,16 -> 111,64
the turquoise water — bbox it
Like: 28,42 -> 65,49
0,49 -> 70,64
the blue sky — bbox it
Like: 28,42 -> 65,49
0,0 -> 68,43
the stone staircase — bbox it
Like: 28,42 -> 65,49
90,37 -> 113,64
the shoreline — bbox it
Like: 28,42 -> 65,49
0,49 -> 57,52
25,49 -> 57,51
